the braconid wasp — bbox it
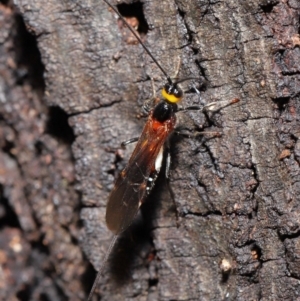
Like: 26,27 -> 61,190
87,1 -> 239,300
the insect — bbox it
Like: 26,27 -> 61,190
87,1 -> 239,300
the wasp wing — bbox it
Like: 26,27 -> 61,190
106,113 -> 176,234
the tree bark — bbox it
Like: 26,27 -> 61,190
1,0 -> 300,300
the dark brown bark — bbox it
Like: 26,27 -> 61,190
1,0 -> 300,300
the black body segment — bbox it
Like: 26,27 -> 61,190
152,101 -> 177,122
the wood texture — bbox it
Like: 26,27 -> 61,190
0,0 -> 299,300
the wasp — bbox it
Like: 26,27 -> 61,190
87,1 -> 239,300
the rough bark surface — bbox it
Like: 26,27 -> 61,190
1,0 -> 300,300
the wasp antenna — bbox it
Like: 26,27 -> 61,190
102,0 -> 173,84
173,77 -> 204,85
87,235 -> 118,301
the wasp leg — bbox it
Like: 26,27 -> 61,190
142,77 -> 160,115
165,149 -> 171,179
177,85 -> 205,111
174,130 -> 222,139
203,98 -> 240,113
121,137 -> 139,148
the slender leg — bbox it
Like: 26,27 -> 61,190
142,77 -> 160,115
165,149 -> 171,179
203,98 -> 239,113
174,129 -> 221,138
121,137 -> 139,148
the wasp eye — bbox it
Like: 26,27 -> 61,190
173,86 -> 183,98
164,83 -> 171,93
